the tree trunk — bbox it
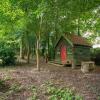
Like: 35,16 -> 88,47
36,13 -> 43,71
27,45 -> 30,64
36,39 -> 40,71
47,33 -> 49,59
20,38 -> 24,59
20,39 -> 23,58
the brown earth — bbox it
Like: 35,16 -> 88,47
0,61 -> 100,100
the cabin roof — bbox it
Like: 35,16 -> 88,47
70,35 -> 91,46
55,34 -> 92,48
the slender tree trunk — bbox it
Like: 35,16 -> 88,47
47,33 -> 49,58
27,45 -> 30,64
20,37 -> 24,59
20,38 -> 23,59
36,13 -> 43,71
36,38 -> 40,71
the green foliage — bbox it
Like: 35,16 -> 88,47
0,79 -> 10,93
91,48 -> 100,65
98,96 -> 100,100
9,84 -> 23,93
3,76 -> 12,81
0,79 -> 5,88
28,85 -> 37,100
0,0 -> 100,64
45,82 -> 83,100
0,40 -> 16,66
0,78 -> 24,99
92,48 -> 100,56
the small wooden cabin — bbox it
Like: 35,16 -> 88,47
55,34 -> 92,66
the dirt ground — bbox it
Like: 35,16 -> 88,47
0,61 -> 100,100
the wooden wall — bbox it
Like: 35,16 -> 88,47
73,45 -> 91,65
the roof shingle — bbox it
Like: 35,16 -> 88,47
70,35 -> 91,46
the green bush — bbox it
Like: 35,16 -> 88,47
91,48 -> 100,65
0,41 -> 16,66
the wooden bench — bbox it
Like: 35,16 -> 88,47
81,61 -> 95,73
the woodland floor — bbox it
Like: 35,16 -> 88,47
0,60 -> 100,100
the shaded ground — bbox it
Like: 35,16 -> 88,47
0,61 -> 100,100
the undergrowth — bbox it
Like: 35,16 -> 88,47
45,82 -> 83,100
29,82 -> 83,100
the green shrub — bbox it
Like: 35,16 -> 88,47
0,47 -> 16,66
91,48 -> 100,65
0,41 -> 16,66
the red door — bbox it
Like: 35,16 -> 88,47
60,45 -> 67,64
